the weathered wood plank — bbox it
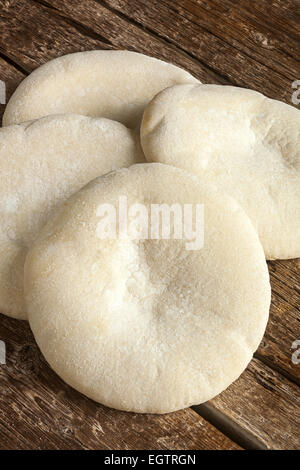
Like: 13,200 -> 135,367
195,358 -> 300,450
0,315 -> 241,450
260,260 -> 300,384
0,0 -> 226,83
97,0 -> 299,102
0,0 -> 109,72
229,0 -> 300,38
170,0 -> 299,64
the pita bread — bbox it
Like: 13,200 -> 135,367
0,113 -> 143,319
25,163 -> 270,413
141,84 -> 300,260
3,50 -> 199,129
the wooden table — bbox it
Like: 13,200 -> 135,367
0,0 -> 299,450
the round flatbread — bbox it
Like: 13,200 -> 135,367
141,84 -> 300,260
0,113 -> 144,320
25,163 -> 270,413
3,50 -> 199,129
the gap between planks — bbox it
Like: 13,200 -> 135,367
193,403 -> 267,450
0,50 -> 29,76
31,0 -> 232,85
95,0 -> 298,88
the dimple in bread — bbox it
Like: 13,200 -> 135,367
25,163 -> 271,413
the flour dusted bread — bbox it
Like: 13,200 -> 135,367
141,84 -> 300,260
0,114 -> 144,320
3,50 -> 199,128
25,163 -> 270,413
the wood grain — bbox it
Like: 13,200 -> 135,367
196,358 -> 300,450
0,0 -> 299,450
0,315 -> 241,450
98,0 -> 298,102
28,0 -> 228,83
261,260 -> 300,384
0,0 -> 109,71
